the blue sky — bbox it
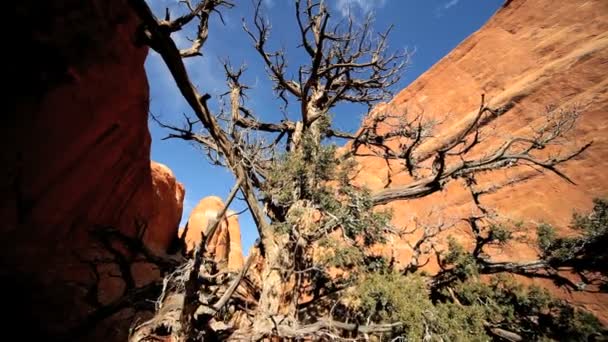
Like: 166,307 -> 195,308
145,0 -> 504,254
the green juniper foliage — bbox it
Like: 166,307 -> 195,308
488,224 -> 512,244
537,198 -> 607,271
343,253 -> 603,341
444,236 -> 479,278
263,133 -> 395,299
349,272 -> 488,341
264,132 -> 391,254
340,206 -> 606,340
450,275 -> 602,341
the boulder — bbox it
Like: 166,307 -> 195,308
184,196 -> 245,271
143,162 -> 185,255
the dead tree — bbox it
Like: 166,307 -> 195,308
127,0 -> 593,339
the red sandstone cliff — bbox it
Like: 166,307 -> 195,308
354,0 -> 608,322
2,1 -> 184,340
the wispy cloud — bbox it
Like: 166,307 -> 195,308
435,0 -> 460,17
443,0 -> 460,10
335,0 -> 387,17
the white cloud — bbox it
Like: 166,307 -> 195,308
335,0 -> 387,17
435,0 -> 461,17
263,0 -> 275,8
443,0 -> 459,10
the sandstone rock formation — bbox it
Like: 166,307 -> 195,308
184,196 -> 245,271
2,0 -> 184,340
354,0 -> 608,322
144,162 -> 186,254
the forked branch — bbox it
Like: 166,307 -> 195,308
371,98 -> 590,204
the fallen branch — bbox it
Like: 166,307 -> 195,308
213,246 -> 257,311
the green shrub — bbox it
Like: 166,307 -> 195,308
537,198 -> 608,271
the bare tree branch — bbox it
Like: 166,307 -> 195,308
371,100 -> 590,204
159,0 -> 234,57
181,178 -> 242,338
242,0 -> 303,99
130,0 -> 271,245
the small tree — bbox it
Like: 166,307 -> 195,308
127,0 -> 602,340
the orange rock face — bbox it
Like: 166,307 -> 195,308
2,0 -> 184,340
144,162 -> 186,254
184,196 -> 244,271
354,0 -> 608,322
